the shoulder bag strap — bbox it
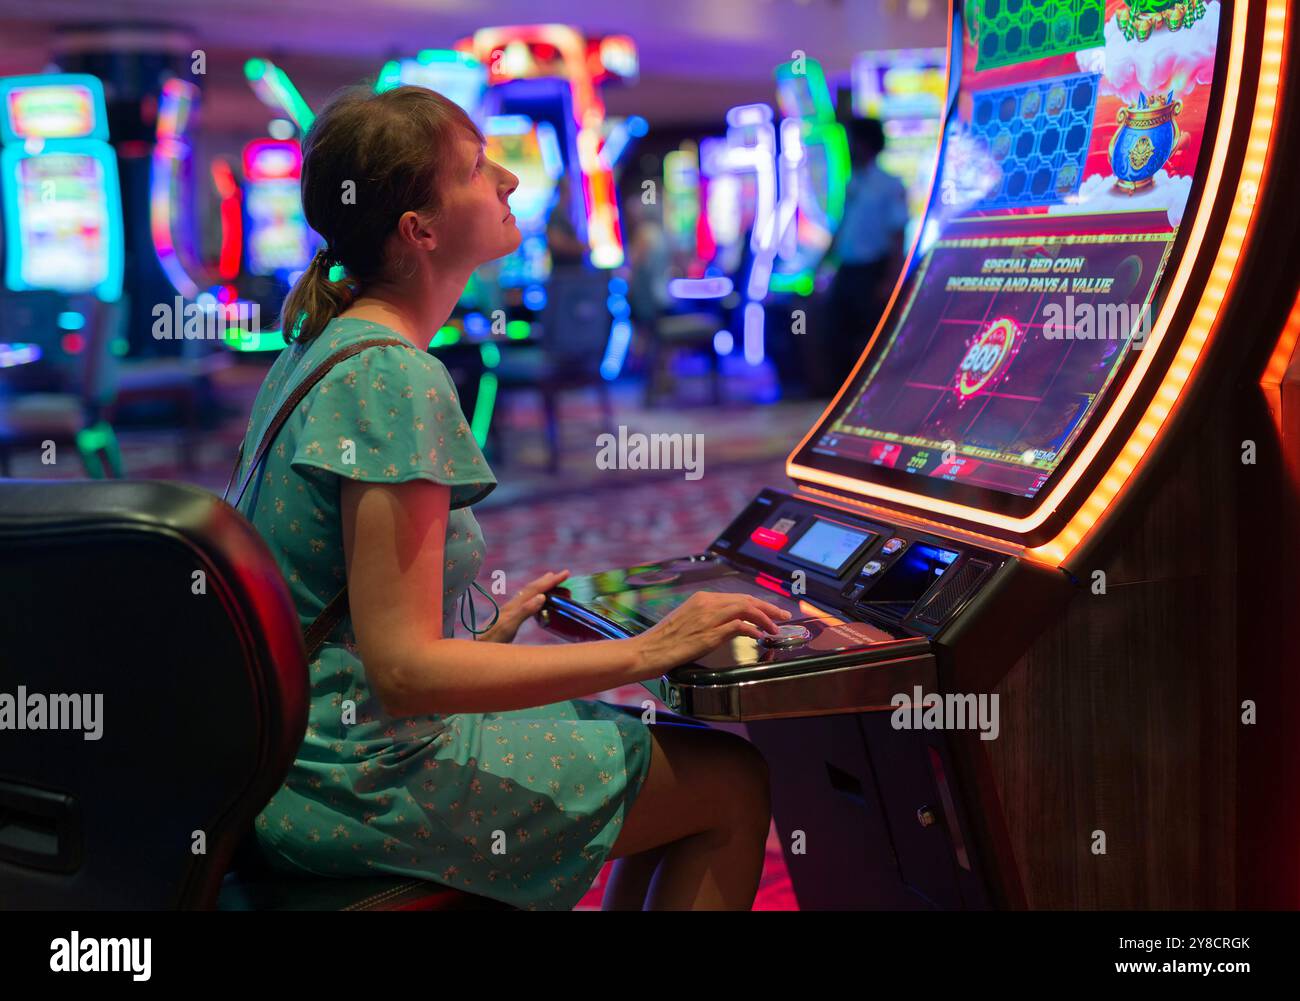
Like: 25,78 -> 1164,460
223,335 -> 407,661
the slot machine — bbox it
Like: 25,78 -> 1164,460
0,74 -> 123,304
539,0 -> 1300,909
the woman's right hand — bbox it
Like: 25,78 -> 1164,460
629,591 -> 794,678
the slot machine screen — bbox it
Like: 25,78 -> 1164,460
6,83 -> 97,139
244,141 -> 314,276
793,2 -> 1227,516
11,153 -> 111,292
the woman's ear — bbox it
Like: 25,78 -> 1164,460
396,209 -> 438,253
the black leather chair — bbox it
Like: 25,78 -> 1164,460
0,479 -> 511,910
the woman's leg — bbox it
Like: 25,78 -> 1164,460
601,845 -> 669,911
605,723 -> 772,910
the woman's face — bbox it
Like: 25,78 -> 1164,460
433,135 -> 521,267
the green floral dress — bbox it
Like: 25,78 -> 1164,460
233,316 -> 653,911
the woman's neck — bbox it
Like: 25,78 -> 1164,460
342,257 -> 472,348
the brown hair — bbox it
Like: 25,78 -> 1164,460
279,85 -> 484,344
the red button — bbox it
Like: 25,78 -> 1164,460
750,527 -> 789,550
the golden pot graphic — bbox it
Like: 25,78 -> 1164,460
1110,90 -> 1184,193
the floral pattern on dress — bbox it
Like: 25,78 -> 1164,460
233,317 -> 653,911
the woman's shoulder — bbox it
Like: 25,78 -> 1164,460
292,319 -> 461,395
285,318 -> 495,503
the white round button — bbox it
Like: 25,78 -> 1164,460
762,623 -> 812,647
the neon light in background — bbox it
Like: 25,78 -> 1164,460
221,326 -> 288,352
663,146 -> 701,254
485,115 -> 563,224
431,325 -> 462,348
471,342 -> 501,447
522,285 -> 547,311
595,35 -> 639,83
771,56 -> 850,292
457,24 -> 635,268
376,51 -> 488,117
668,276 -> 734,299
244,58 -> 315,133
722,104 -> 779,315
775,118 -> 803,266
743,301 -> 766,366
0,342 -> 40,368
151,78 -> 203,299
210,157 -> 243,282
726,104 -> 782,364
601,276 -> 633,380
600,115 -> 647,170
481,115 -> 561,289
668,103 -> 778,364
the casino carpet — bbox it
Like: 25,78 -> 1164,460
5,369 -> 812,909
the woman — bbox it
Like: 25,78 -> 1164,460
233,85 -> 791,911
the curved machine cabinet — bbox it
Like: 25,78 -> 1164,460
541,0 -> 1300,910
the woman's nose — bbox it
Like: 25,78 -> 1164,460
499,165 -> 519,197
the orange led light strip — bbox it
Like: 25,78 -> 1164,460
1032,0 -> 1286,565
1261,287 -> 1300,396
788,0 -> 1286,567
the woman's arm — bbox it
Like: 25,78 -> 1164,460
342,477 -> 637,715
341,478 -> 788,717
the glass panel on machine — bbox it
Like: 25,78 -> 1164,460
594,574 -> 879,628
859,543 -> 960,618
797,2 -> 1224,504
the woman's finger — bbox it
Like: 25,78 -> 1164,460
740,600 -> 782,636
707,594 -> 781,633
520,570 -> 570,599
720,618 -> 766,643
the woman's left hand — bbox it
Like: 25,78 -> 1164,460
476,570 -> 571,644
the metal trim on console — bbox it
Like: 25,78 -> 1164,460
653,650 -> 939,723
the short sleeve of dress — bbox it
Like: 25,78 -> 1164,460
288,341 -> 496,509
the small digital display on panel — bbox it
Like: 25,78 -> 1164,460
786,520 -> 874,574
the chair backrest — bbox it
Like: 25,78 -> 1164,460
541,269 -> 614,373
0,479 -> 308,909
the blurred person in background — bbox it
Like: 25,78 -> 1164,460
546,176 -> 588,273
820,117 -> 908,385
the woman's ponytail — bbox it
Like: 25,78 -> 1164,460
279,247 -> 356,345
281,84 -> 484,345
